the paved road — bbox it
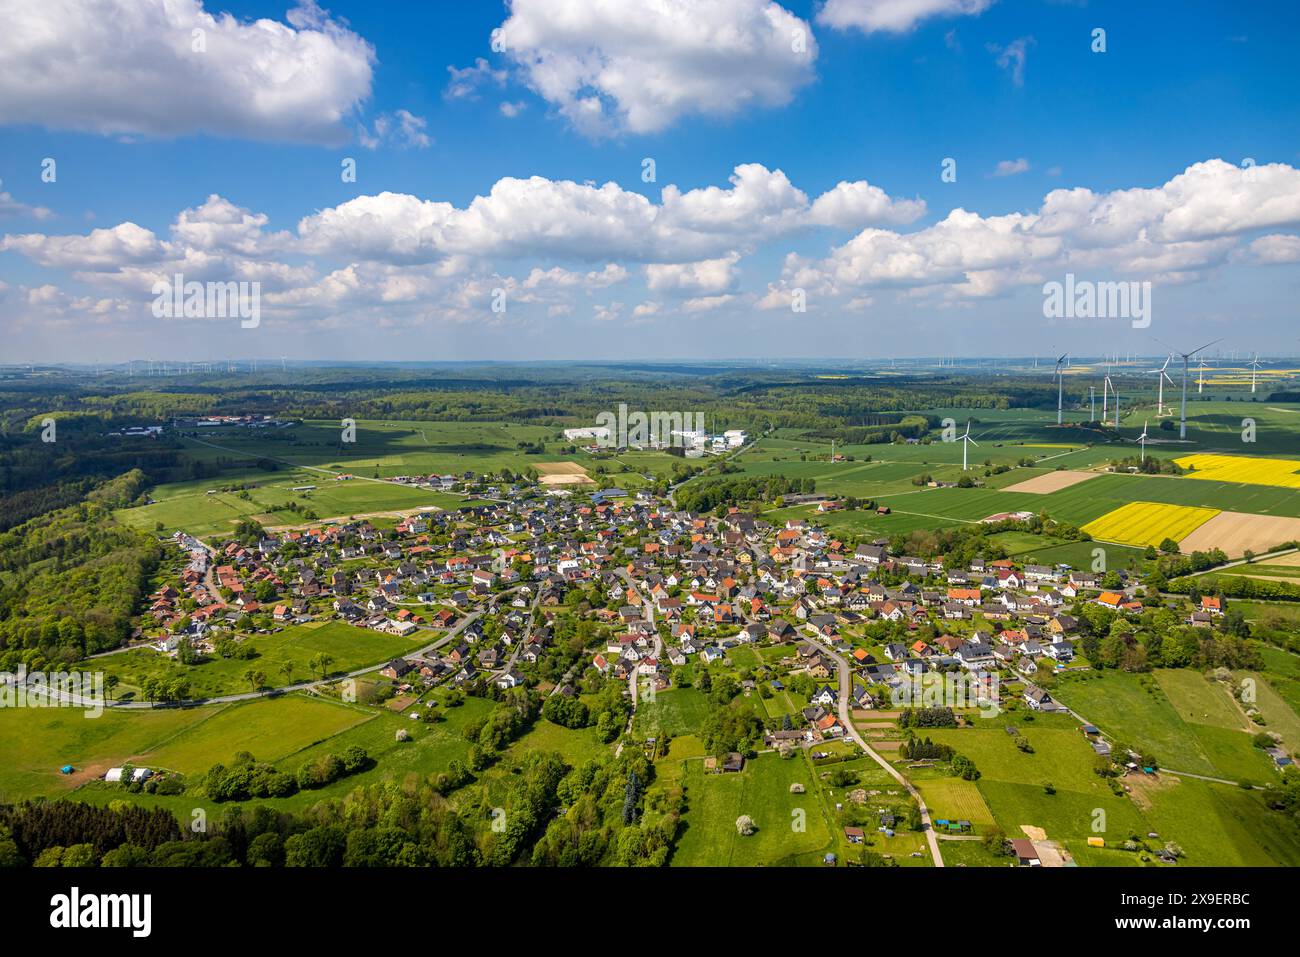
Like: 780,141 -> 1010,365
800,629 -> 946,867
613,567 -> 662,754
501,582 -> 542,674
1180,546 -> 1299,576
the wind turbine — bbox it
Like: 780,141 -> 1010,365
1090,385 -> 1096,422
1249,353 -> 1262,394
1137,420 -> 1149,463
1197,357 -> 1210,394
1148,355 -> 1174,416
1101,363 -> 1112,423
1157,337 -> 1224,439
960,420 -> 979,471
1053,352 -> 1069,425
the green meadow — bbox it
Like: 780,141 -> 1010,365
89,620 -> 426,699
669,753 -> 833,866
1052,670 -> 1277,783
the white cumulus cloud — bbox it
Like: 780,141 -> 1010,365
494,0 -> 817,135
0,0 -> 375,144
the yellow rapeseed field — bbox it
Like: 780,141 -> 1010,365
1082,501 -> 1221,548
1174,453 -> 1300,489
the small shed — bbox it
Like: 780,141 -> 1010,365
1010,838 -> 1041,866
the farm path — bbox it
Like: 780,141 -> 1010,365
799,629 -> 945,868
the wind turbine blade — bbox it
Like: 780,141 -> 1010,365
1188,337 -> 1224,357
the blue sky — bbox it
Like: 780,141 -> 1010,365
1,0 -> 1298,362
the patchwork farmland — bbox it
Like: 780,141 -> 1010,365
1082,502 -> 1221,548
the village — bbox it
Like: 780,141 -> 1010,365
101,471 -> 1281,870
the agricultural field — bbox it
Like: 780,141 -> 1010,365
1002,470 -> 1102,494
179,418 -> 681,485
1082,501 -> 1220,548
507,717 -> 612,765
1176,453 -> 1300,489
116,471 -> 464,539
913,776 -> 997,827
179,419 -> 567,477
1178,512 -> 1300,558
115,418 -> 688,537
1130,776 -> 1300,867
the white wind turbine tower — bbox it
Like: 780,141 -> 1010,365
1157,337 -> 1223,439
1197,356 -> 1210,394
280,356 -> 287,372
1053,352 -> 1069,425
1101,363 -> 1112,423
1249,353 -> 1262,393
1138,420 -> 1149,463
1148,355 -> 1174,416
960,420 -> 979,471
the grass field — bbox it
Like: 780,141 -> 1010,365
670,753 -> 832,866
1052,671 -> 1274,782
1082,501 -> 1220,548
925,713 -> 1150,857
70,692 -> 496,818
0,703 -> 220,802
1134,776 -> 1300,866
633,687 -> 711,739
117,471 -> 465,539
1236,671 -> 1300,752
508,718 -> 612,765
137,695 -> 372,774
90,620 -> 423,699
1153,669 -> 1246,730
914,776 -> 996,827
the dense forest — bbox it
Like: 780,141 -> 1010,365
0,742 -> 678,867
0,492 -> 162,663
